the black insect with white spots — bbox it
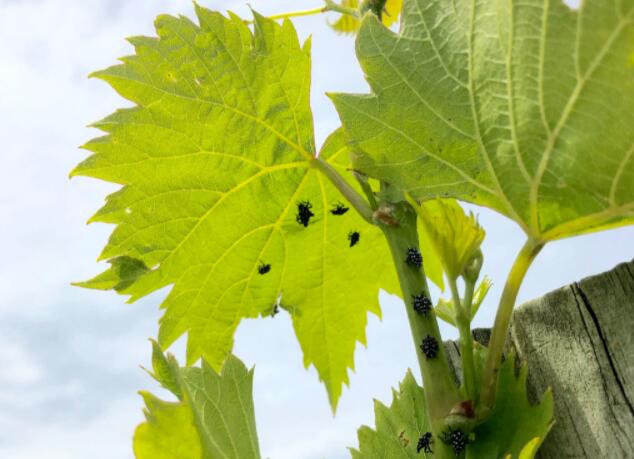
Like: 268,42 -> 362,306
330,202 -> 349,216
441,428 -> 468,456
412,293 -> 432,315
296,200 -> 314,227
405,247 -> 423,268
417,432 -> 433,454
420,335 -> 439,359
258,262 -> 271,275
348,231 -> 360,247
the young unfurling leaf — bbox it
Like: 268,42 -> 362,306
407,196 -> 485,281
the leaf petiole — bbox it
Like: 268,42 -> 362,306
313,157 -> 374,223
246,0 -> 359,24
450,276 -> 477,403
479,237 -> 544,410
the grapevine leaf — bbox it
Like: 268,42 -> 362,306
134,353 -> 261,459
350,370 -> 432,458
467,350 -> 554,459
332,0 -> 634,241
144,338 -> 183,400
330,0 -> 403,35
74,6 -> 396,409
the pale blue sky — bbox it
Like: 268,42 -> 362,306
0,0 -> 630,458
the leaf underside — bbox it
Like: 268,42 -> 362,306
74,6 -> 397,410
332,0 -> 634,242
134,351 -> 261,459
352,348 -> 552,459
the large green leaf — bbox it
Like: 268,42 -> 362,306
351,349 -> 552,459
73,6 -> 396,409
332,0 -> 634,241
134,351 -> 261,459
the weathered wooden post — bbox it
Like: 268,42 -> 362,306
446,260 -> 634,457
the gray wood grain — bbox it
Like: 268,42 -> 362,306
446,259 -> 634,458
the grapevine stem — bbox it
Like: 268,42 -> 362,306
265,6 -> 326,22
247,0 -> 359,23
479,237 -> 544,410
449,277 -> 477,402
380,201 -> 461,438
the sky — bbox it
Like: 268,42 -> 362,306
0,0 -> 630,458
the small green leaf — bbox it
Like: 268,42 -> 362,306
72,256 -> 148,292
434,297 -> 456,326
433,276 -> 491,326
332,0 -> 634,242
330,0 -> 402,35
350,370 -> 432,458
144,339 -> 182,400
467,350 -> 554,459
134,352 -> 261,459
408,196 -> 485,280
469,276 -> 492,321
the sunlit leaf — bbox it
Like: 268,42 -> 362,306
74,6 -> 396,410
330,0 -> 402,35
332,0 -> 634,242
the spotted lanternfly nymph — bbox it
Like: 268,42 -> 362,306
417,432 -> 433,454
296,200 -> 314,227
420,335 -> 439,359
330,202 -> 349,216
405,247 -> 423,268
412,293 -> 432,315
258,262 -> 271,275
348,231 -> 360,247
441,428 -> 468,455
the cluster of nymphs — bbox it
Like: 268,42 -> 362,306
417,431 -> 433,454
405,247 -> 423,268
420,335 -> 439,359
296,200 -> 360,247
412,293 -> 432,315
417,428 -> 469,455
441,428 -> 469,455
